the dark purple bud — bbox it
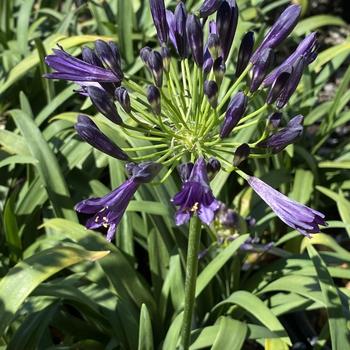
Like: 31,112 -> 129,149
250,5 -> 301,64
250,48 -> 273,93
94,40 -> 123,81
149,0 -> 169,44
174,2 -> 189,58
203,50 -> 213,74
258,115 -> 304,153
115,87 -> 131,113
247,175 -> 326,236
128,161 -> 162,184
220,92 -> 248,138
266,66 -> 292,104
236,31 -> 254,77
140,46 -> 152,64
177,162 -> 194,182
233,143 -> 250,166
161,46 -> 171,72
82,46 -> 103,67
206,157 -> 221,180
267,112 -> 282,129
199,0 -> 222,18
87,86 -> 122,124
213,57 -> 226,85
204,80 -> 219,108
207,33 -> 221,60
148,50 -> 164,87
147,85 -> 161,115
186,14 -> 204,67
276,57 -> 306,109
263,33 -> 317,87
75,115 -> 129,160
216,0 -> 239,60
166,10 -> 178,52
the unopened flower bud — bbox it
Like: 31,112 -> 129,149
207,157 -> 221,180
140,46 -> 152,64
177,162 -> 194,182
267,112 -> 282,129
199,0 -> 221,18
213,57 -> 226,85
115,87 -> 131,113
161,46 -> 171,72
207,33 -> 221,60
250,48 -> 273,93
266,66 -> 292,104
236,31 -> 254,77
233,143 -> 250,167
150,0 -> 169,45
186,14 -> 204,67
148,50 -> 164,87
220,92 -> 247,138
87,86 -> 122,124
204,80 -> 219,108
147,85 -> 161,115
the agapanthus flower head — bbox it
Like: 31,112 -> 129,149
75,161 -> 161,241
149,0 -> 169,45
75,115 -> 129,160
250,4 -> 301,64
172,158 -> 220,225
258,115 -> 304,153
45,43 -> 123,84
247,176 -> 326,236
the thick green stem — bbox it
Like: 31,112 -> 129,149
181,216 -> 202,350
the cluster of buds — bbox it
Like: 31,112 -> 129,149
45,0 -> 325,240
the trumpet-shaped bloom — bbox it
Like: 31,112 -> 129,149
247,176 -> 326,236
76,162 -> 161,241
172,158 -> 220,225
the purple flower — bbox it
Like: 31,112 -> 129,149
233,143 -> 250,166
172,2 -> 189,58
247,176 -> 326,236
76,162 -> 161,241
199,0 -> 222,18
203,21 -> 217,72
204,80 -> 219,108
147,50 -> 164,87
115,87 -> 131,113
220,92 -> 248,138
186,14 -> 204,67
216,0 -> 238,60
266,65 -> 292,104
45,43 -> 123,84
172,158 -> 220,225
75,115 -> 129,160
258,115 -> 304,153
149,0 -> 169,45
250,5 -> 301,64
263,33 -> 318,87
147,85 -> 161,115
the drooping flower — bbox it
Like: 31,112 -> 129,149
250,5 -> 301,64
45,43 -> 123,84
75,162 -> 161,241
247,176 -> 326,236
172,158 -> 220,225
149,0 -> 169,45
220,92 -> 248,138
75,115 -> 129,160
258,115 -> 304,153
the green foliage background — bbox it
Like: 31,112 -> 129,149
0,0 -> 350,349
